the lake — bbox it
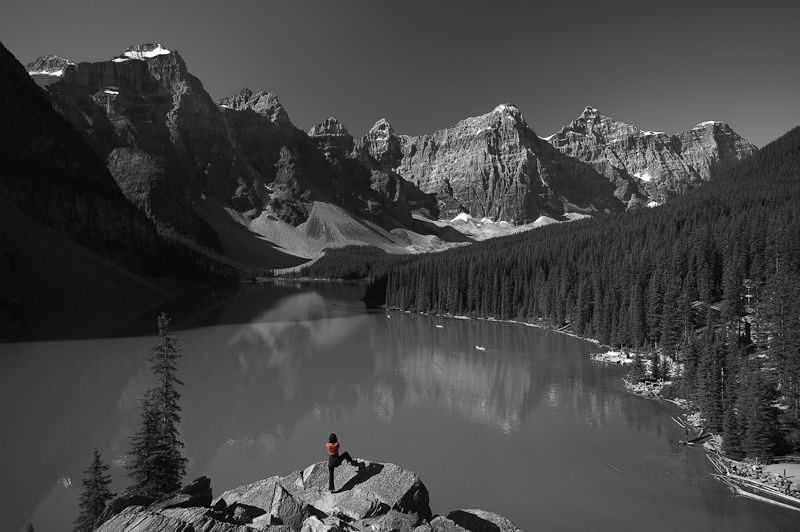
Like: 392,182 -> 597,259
1,281 -> 797,531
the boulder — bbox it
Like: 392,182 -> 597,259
429,515 -> 470,532
271,484 -> 323,529
281,460 -> 432,521
93,460 -> 512,532
150,476 -> 213,510
300,515 -> 352,532
356,508 -> 422,532
96,506 -> 195,532
214,475 -> 281,509
95,492 -> 156,526
447,510 -> 521,532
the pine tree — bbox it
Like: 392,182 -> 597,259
26,524 -> 35,532
629,354 -> 646,383
74,449 -> 115,532
127,312 -> 188,497
741,358 -> 777,459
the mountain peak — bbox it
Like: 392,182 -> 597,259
369,119 -> 394,136
114,43 -> 173,62
488,103 -> 526,126
580,105 -> 600,117
692,120 -> 723,130
309,117 -> 351,137
218,87 -> 255,108
217,88 -> 293,128
25,55 -> 75,76
493,103 -> 520,114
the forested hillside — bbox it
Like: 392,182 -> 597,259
354,126 -> 800,459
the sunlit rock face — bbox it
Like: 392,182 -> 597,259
308,117 -> 355,162
391,104 -> 624,222
24,54 -> 75,87
219,88 -> 294,130
95,461 -> 521,532
547,107 -> 757,206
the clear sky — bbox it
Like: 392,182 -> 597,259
3,0 -> 798,147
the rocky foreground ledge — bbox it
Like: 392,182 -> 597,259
96,459 -> 521,532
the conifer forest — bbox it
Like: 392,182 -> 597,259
310,126 -> 800,459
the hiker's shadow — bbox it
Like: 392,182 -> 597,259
335,462 -> 384,493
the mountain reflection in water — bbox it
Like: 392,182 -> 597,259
2,282 -> 797,532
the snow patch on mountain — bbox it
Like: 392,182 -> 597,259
25,55 -> 75,77
493,103 -> 519,114
693,121 -> 719,129
451,212 -> 476,223
28,69 -> 63,76
119,43 -> 171,61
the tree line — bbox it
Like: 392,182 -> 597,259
314,126 -> 800,460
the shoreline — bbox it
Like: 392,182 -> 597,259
382,305 -> 800,514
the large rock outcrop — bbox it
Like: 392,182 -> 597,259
94,460 -> 520,532
391,104 -> 625,222
547,106 -> 757,206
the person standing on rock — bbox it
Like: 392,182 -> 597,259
327,433 -> 356,492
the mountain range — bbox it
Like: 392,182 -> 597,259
0,41 -> 760,324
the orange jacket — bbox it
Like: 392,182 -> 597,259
326,442 -> 340,456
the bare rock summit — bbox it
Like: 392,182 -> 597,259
392,103 -> 624,221
547,106 -> 757,206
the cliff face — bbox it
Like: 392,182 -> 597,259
0,43 -> 171,322
25,39 -> 442,259
547,107 -> 757,206
28,44 -> 266,241
1,43 -> 160,271
94,461 -> 521,532
391,104 -> 625,222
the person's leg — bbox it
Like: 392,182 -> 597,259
328,466 -> 335,491
340,451 -> 355,465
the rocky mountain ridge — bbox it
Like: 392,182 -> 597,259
94,460 -> 520,532
547,106 -> 757,205
26,43 -> 267,247
21,43 -> 758,269
26,44 -> 441,264
391,104 -> 626,221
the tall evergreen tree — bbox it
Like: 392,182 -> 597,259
741,358 -> 778,459
127,312 -> 188,497
74,449 -> 115,532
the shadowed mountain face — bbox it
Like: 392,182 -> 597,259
26,44 -> 266,244
547,106 -> 757,206
0,43 -> 170,320
25,45 -> 441,262
221,88 -> 439,230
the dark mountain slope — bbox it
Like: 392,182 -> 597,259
0,42 -> 183,331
